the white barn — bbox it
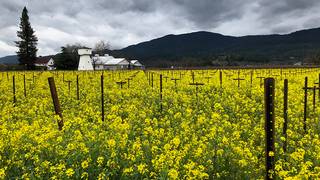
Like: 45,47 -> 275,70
92,54 -> 130,70
92,54 -> 113,70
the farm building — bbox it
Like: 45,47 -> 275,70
92,54 -> 130,70
35,56 -> 55,70
130,60 -> 144,69
78,48 -> 141,70
92,54 -> 113,70
104,58 -> 129,70
78,48 -> 94,71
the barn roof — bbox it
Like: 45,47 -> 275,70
104,58 -> 128,65
130,60 -> 138,64
130,60 -> 143,66
35,56 -> 54,64
93,54 -> 129,65
93,54 -> 113,65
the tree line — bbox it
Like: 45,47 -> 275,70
54,41 -> 110,70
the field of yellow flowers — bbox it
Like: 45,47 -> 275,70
0,68 -> 320,179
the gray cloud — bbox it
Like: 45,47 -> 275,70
170,0 -> 253,28
257,0 -> 320,16
0,0 -> 319,57
253,0 -> 320,34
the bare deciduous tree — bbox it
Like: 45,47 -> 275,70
94,40 -> 110,54
92,40 -> 111,70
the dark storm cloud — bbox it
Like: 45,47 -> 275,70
257,0 -> 320,16
253,0 -> 320,34
170,0 -> 252,28
0,0 -> 320,56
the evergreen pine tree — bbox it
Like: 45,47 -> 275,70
15,7 -> 38,69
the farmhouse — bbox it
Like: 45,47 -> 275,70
92,54 -> 130,70
35,56 -> 55,70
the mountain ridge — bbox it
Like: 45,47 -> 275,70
0,55 -> 19,65
110,27 -> 320,67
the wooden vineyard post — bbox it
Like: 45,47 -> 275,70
76,75 -> 79,100
171,78 -> 180,88
316,73 -> 320,102
191,72 -> 195,84
151,73 -> 154,88
264,78 -> 275,180
23,74 -> 26,97
283,79 -> 288,153
267,69 -> 271,76
302,77 -> 319,121
66,80 -> 72,95
181,72 -> 185,79
48,77 -> 64,130
127,78 -> 131,88
220,71 -> 222,87
116,81 -> 127,89
101,75 -> 105,122
257,77 -> 265,88
13,75 -> 16,104
226,74 -> 233,81
233,77 -> 245,88
304,77 -> 307,133
250,71 -> 253,87
205,76 -> 211,84
160,74 -> 163,112
319,74 -> 320,102
313,86 -> 316,112
189,82 -> 205,99
164,76 -> 169,82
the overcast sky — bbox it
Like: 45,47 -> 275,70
0,0 -> 320,57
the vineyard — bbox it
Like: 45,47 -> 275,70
0,68 -> 320,179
